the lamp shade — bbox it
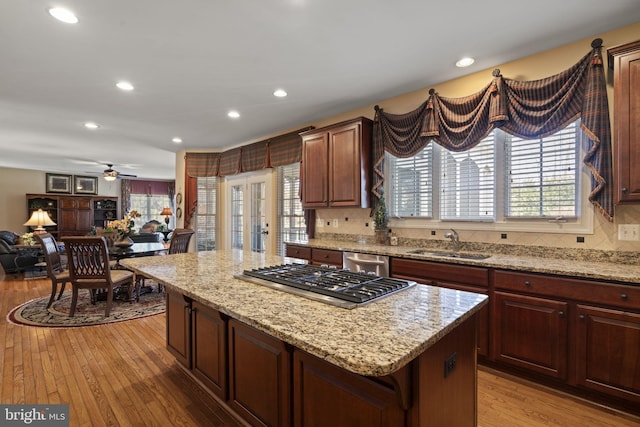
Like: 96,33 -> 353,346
160,207 -> 173,216
24,209 -> 56,231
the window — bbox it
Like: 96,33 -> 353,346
388,145 -> 433,218
195,177 -> 217,251
230,184 -> 243,250
129,194 -> 172,229
506,121 -> 579,218
276,164 -> 307,256
386,120 -> 581,227
441,134 -> 495,220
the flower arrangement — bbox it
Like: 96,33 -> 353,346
20,232 -> 36,246
106,210 -> 141,239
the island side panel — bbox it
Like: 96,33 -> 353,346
411,314 -> 478,427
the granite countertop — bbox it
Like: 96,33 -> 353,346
291,239 -> 640,284
121,249 -> 487,377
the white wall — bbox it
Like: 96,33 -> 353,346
0,167 -> 120,233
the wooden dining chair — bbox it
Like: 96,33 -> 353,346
168,228 -> 195,254
63,236 -> 135,317
34,232 -> 70,308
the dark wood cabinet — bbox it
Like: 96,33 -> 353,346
166,290 -> 191,368
575,304 -> 640,404
300,117 -> 372,208
92,198 -> 118,229
191,300 -> 227,400
26,194 -> 119,237
493,291 -> 568,380
166,292 -> 228,398
228,319 -> 291,427
285,244 -> 311,261
59,196 -> 93,236
309,247 -> 343,268
391,258 -> 490,357
608,40 -> 640,203
293,350 -> 404,427
26,196 -> 59,236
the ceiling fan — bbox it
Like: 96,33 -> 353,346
100,164 -> 137,181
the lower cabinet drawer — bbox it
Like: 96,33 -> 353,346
494,270 -> 640,311
285,244 -> 311,260
311,248 -> 343,267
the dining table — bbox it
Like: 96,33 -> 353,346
109,242 -> 167,269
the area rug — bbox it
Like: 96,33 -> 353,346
7,285 -> 165,328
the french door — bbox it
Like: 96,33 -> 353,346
225,172 -> 272,254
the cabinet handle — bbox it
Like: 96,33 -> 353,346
524,280 -> 531,287
621,294 -> 628,301
579,314 -> 585,320
621,187 -> 628,193
558,311 -> 565,317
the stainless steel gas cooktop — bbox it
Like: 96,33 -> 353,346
235,263 -> 415,309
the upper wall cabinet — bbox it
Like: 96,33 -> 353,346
609,40 -> 640,204
300,117 -> 372,208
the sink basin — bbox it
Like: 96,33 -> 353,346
405,249 -> 490,260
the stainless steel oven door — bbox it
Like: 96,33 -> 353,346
342,252 -> 389,277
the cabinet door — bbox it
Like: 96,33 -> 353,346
301,133 -> 328,207
166,291 -> 191,368
228,320 -> 291,427
328,122 -> 363,207
191,301 -> 227,400
493,292 -> 568,379
575,304 -> 640,403
75,198 -> 93,232
293,350 -> 404,427
610,40 -> 640,203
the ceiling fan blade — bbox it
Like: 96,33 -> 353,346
117,173 -> 137,178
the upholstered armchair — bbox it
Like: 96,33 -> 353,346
0,231 -> 32,275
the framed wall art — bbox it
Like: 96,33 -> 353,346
45,173 -> 72,194
74,175 -> 98,195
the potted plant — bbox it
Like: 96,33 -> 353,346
373,193 -> 388,244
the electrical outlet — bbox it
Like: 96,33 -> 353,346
332,219 -> 339,228
444,352 -> 457,378
618,224 -> 640,241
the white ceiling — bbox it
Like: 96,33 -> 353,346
1,1 -> 639,181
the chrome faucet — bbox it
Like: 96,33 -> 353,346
444,229 -> 460,252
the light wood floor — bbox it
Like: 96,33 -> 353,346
1,276 -> 639,427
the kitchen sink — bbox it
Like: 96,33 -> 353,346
405,249 -> 490,260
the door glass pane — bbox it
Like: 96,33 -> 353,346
231,185 -> 243,249
251,182 -> 266,253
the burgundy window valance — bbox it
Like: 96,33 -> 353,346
372,40 -> 613,221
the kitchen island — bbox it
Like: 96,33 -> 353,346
122,249 -> 488,427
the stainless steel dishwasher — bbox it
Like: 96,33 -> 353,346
342,251 -> 389,277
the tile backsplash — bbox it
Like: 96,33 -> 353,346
314,204 -> 640,257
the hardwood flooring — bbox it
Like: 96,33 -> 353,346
1,276 -> 638,426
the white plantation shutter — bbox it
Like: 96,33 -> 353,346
387,145 -> 433,218
506,121 -> 579,218
276,164 -> 307,256
195,177 -> 217,251
441,133 -> 496,220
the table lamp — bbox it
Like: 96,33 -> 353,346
161,207 -> 173,228
24,209 -> 56,233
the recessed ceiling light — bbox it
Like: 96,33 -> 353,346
273,89 -> 287,98
172,137 -> 183,143
84,122 -> 99,129
48,7 -> 78,24
228,110 -> 240,119
456,57 -> 475,68
116,81 -> 134,91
